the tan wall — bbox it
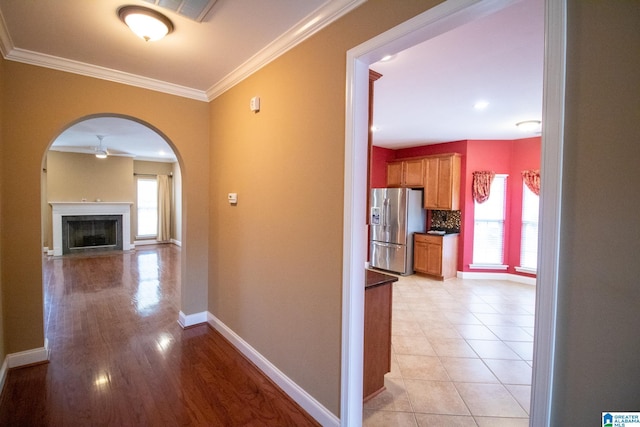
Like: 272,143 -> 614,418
208,0 -> 443,415
44,151 -> 135,246
48,151 -> 135,202
0,60 -> 209,354
133,160 -> 174,176
552,1 -> 640,424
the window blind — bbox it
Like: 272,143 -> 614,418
520,183 -> 539,270
472,175 -> 507,265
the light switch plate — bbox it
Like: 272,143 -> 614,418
250,96 -> 260,112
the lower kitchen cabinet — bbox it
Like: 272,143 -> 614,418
363,270 -> 397,401
414,233 -> 459,280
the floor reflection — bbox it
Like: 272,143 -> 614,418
135,252 -> 160,315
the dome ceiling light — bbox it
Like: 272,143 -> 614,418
515,120 -> 542,132
118,5 -> 174,42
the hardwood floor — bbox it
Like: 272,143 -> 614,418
0,245 -> 319,426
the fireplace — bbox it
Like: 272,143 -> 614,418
62,215 -> 122,254
50,202 -> 133,256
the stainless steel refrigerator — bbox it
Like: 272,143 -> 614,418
369,188 -> 426,275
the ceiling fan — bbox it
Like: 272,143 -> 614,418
50,134 -> 135,158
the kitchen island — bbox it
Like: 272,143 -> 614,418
364,269 -> 398,401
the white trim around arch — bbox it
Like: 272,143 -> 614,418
340,0 -> 566,425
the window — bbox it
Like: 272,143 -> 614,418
472,174 -> 507,267
137,178 -> 157,237
519,183 -> 539,272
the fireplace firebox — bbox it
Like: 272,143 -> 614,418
62,215 -> 123,254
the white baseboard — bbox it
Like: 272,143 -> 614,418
135,240 -> 179,247
457,270 -> 537,286
134,239 -> 159,246
207,312 -> 339,427
0,340 -> 50,395
7,339 -> 50,369
177,311 -> 208,328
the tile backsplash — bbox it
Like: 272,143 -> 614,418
430,210 -> 461,232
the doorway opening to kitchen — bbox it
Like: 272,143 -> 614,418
340,0 -> 566,425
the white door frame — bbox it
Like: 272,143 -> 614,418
340,1 -> 566,425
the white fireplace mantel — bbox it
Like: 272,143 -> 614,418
50,202 -> 134,256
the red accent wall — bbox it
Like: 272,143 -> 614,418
370,137 -> 541,277
394,140 -> 467,159
464,140 -> 513,273
370,146 -> 395,188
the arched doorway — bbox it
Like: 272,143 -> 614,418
42,114 -> 182,254
41,113 -> 185,338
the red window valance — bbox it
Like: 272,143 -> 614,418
522,169 -> 541,196
472,171 -> 495,204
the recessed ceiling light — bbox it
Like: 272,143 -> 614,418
118,6 -> 174,42
379,54 -> 396,62
474,100 -> 489,110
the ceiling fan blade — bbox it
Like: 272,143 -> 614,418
50,145 -> 135,157
49,145 -> 98,155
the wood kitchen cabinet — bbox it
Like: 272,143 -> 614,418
386,159 -> 424,187
363,270 -> 397,401
423,153 -> 461,210
414,233 -> 459,280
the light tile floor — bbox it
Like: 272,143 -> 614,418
364,273 -> 535,427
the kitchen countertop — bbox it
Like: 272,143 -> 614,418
365,269 -> 398,289
417,231 -> 460,236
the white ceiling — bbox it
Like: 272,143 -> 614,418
50,116 -> 178,162
371,0 -> 544,148
0,0 -> 543,159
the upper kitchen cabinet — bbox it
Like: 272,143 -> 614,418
386,159 -> 424,188
423,153 -> 461,210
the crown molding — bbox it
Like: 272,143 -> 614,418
0,0 -> 366,103
205,0 -> 366,101
3,47 -> 209,102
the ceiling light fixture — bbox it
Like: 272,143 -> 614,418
515,120 -> 542,132
118,6 -> 174,42
95,135 -> 108,159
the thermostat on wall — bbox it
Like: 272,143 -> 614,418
228,193 -> 238,204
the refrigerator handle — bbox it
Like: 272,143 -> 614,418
383,198 -> 389,227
